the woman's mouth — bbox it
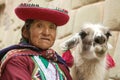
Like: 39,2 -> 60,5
41,38 -> 50,41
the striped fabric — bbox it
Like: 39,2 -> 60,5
31,56 -> 66,80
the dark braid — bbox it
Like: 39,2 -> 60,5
20,19 -> 34,43
24,19 -> 34,30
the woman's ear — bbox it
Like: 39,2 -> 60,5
22,26 -> 29,39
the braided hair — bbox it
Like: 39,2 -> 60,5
20,19 -> 34,43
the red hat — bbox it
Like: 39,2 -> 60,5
15,3 -> 69,26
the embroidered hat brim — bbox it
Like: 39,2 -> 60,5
15,5 -> 69,26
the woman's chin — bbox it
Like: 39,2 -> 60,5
37,44 -> 52,50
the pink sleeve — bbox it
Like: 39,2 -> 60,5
0,56 -> 34,80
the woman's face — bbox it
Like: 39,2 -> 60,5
27,20 -> 57,50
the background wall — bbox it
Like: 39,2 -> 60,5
0,0 -> 120,79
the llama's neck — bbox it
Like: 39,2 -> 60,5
73,52 -> 107,80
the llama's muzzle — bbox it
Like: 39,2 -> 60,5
94,35 -> 105,44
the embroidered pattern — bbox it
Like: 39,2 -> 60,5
31,56 -> 66,80
19,3 -> 68,14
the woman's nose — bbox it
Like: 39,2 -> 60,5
42,27 -> 50,35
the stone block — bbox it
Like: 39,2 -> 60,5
108,31 -> 119,56
48,0 -> 72,10
103,0 -> 120,31
72,0 -> 104,9
56,10 -> 76,39
73,2 -> 104,33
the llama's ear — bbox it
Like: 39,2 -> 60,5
105,31 -> 112,39
60,33 -> 80,51
107,42 -> 113,50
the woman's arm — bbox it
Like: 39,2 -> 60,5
0,55 -> 34,80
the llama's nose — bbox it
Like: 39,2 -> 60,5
94,36 -> 105,44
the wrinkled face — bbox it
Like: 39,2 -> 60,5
25,20 -> 57,50
79,24 -> 111,59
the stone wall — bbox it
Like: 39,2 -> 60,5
0,0 -> 120,79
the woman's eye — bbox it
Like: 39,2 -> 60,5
37,23 -> 43,28
49,24 -> 57,30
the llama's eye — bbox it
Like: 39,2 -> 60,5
79,31 -> 87,39
105,31 -> 112,39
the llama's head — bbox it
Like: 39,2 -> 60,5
61,23 -> 112,59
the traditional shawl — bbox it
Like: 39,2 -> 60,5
0,42 -> 72,80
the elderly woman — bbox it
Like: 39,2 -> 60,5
0,3 -> 72,80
